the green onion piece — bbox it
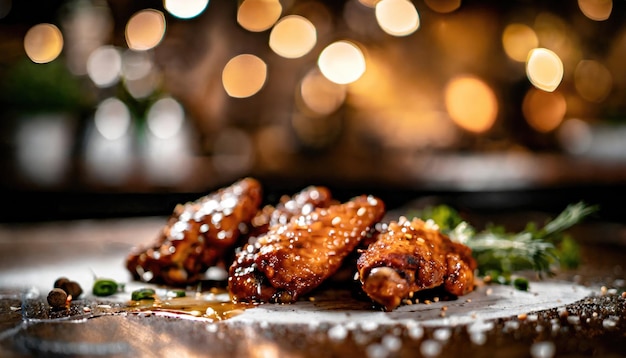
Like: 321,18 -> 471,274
92,279 -> 118,297
513,277 -> 529,291
132,288 -> 156,301
167,290 -> 186,298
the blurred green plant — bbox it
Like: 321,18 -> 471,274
0,58 -> 94,115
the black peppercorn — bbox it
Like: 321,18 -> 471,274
47,288 -> 68,309
54,277 -> 83,299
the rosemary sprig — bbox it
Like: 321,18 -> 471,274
410,202 -> 597,278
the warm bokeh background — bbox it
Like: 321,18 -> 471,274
1,0 -> 625,221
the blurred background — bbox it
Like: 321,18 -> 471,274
1,0 -> 625,222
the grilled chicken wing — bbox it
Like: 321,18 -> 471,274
229,195 -> 386,303
126,178 -> 262,285
357,217 -> 476,311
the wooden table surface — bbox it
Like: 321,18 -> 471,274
1,214 -> 625,357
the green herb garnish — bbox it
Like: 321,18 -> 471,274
92,279 -> 119,297
411,202 -> 597,281
132,288 -> 156,301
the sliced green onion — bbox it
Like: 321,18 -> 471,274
513,277 -> 529,291
92,279 -> 118,297
132,288 -> 156,301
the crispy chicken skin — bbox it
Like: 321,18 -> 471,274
357,217 -> 477,311
126,178 -> 262,285
249,186 -> 335,238
229,195 -> 386,303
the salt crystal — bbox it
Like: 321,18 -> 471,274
567,316 -> 580,325
470,332 -> 487,346
420,339 -> 442,357
467,320 -> 494,334
361,321 -> 379,332
328,325 -> 348,341
602,317 -> 618,330
382,335 -> 402,352
407,325 -> 424,340
366,343 -> 388,358
530,342 -> 555,358
433,328 -> 451,342
206,324 -> 218,333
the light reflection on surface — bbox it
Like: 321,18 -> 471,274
125,9 -> 166,51
318,41 -> 366,85
23,24 -> 64,64
237,0 -> 282,32
164,0 -> 209,19
375,0 -> 420,37
526,48 -> 564,92
269,15 -> 317,59
445,76 -> 498,134
522,88 -> 566,133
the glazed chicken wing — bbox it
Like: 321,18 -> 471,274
249,186 -> 335,238
126,177 -> 262,285
229,195 -> 386,303
357,217 -> 476,311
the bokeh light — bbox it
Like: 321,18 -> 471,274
557,118 -> 592,155
164,0 -> 209,19
502,24 -> 538,62
87,46 -> 122,88
574,60 -> 612,103
357,0 -> 379,8
125,9 -> 166,51
578,0 -> 612,21
269,15 -> 317,59
318,41 -> 366,85
125,72 -> 161,99
299,68 -> 347,116
424,0 -> 461,14
237,0 -> 282,32
94,98 -> 132,140
147,97 -> 185,139
222,54 -> 267,98
121,50 -> 153,80
0,0 -> 12,19
23,23 -> 64,64
526,48 -> 564,92
522,88 -> 566,133
375,0 -> 420,37
16,115 -> 72,186
445,75 -> 498,133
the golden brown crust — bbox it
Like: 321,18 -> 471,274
229,195 -> 386,303
357,217 -> 476,311
125,177 -> 262,285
